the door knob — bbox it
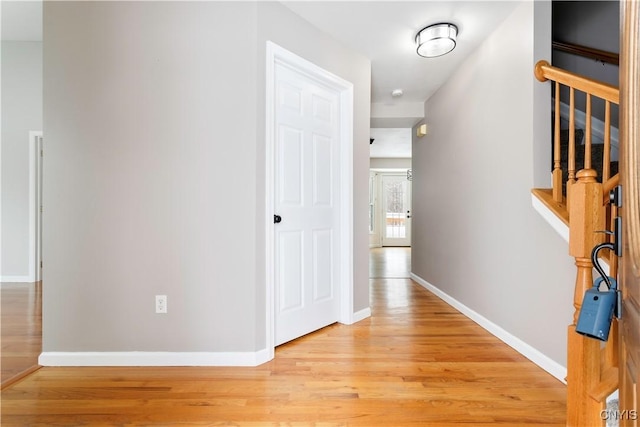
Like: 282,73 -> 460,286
274,215 -> 282,224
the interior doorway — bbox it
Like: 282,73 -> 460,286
369,170 -> 412,248
381,174 -> 411,247
265,41 -> 355,355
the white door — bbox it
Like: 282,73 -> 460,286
273,61 -> 341,346
381,174 -> 411,247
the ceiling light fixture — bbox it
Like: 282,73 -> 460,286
416,23 -> 458,58
391,89 -> 404,97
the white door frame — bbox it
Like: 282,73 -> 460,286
265,41 -> 354,360
368,169 -> 411,248
380,173 -> 411,247
29,131 -> 43,282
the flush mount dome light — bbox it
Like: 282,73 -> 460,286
416,23 -> 458,58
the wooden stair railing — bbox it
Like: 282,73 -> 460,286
533,62 -> 621,427
534,60 -> 619,211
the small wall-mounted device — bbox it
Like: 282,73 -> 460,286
576,186 -> 623,341
576,276 -> 618,341
416,124 -> 428,137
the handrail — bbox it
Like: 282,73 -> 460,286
552,40 -> 619,66
534,60 -> 619,104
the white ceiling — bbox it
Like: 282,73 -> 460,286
1,1 -> 520,158
282,1 -> 519,106
370,128 -> 412,158
1,1 -> 42,41
282,1 -> 520,158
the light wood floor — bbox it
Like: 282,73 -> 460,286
369,246 -> 411,279
1,282 -> 42,388
0,249 -> 566,425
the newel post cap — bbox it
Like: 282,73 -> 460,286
576,169 -> 599,182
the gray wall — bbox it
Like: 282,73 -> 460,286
553,0 -> 619,79
553,1 -> 620,124
412,2 -> 575,367
1,41 -> 43,280
43,1 -> 370,355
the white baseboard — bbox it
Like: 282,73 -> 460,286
39,349 -> 272,367
531,194 -> 569,243
38,308 -> 374,367
352,307 -> 372,323
1,275 -> 35,283
410,273 -> 567,384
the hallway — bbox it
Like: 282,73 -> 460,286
369,246 -> 411,279
0,249 -> 566,425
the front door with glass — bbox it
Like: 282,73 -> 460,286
381,174 -> 411,247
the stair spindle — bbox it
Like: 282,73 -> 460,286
603,101 -> 611,182
567,88 -> 576,208
585,94 -> 592,170
553,81 -> 563,203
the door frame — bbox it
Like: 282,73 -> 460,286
379,173 -> 412,247
264,41 -> 354,360
28,131 -> 43,282
368,169 -> 412,248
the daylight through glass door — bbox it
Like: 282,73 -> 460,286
381,174 -> 411,247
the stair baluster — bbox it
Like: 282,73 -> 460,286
585,94 -> 592,170
553,81 -> 563,203
567,88 -> 576,209
603,101 -> 611,182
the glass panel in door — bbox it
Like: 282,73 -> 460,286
381,174 -> 411,247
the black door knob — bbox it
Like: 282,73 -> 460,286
274,215 -> 282,224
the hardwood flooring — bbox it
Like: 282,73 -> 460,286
0,249 -> 566,425
369,246 -> 411,279
1,282 -> 42,389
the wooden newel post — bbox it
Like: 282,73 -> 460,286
567,169 -> 606,427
